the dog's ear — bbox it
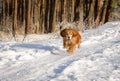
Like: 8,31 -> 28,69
60,29 -> 66,37
72,30 -> 78,37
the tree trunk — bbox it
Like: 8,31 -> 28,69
12,0 -> 17,38
25,0 -> 31,34
101,0 -> 108,24
63,0 -> 67,21
51,0 -> 56,32
61,0 -> 65,21
39,0 -> 45,34
49,0 -> 54,33
44,0 -> 50,33
95,0 -> 103,27
2,0 -> 5,25
79,0 -> 84,31
74,0 -> 81,22
105,0 -> 112,22
6,0 -> 10,22
88,0 -> 95,29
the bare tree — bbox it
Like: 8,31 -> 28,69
88,0 -> 95,28
2,0 -> 5,25
25,0 -> 31,34
95,0 -> 103,27
105,0 -> 112,22
101,0 -> 108,24
12,0 -> 17,38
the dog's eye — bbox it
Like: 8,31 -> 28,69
65,35 -> 68,37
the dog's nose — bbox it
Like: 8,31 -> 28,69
67,36 -> 71,40
68,37 -> 70,39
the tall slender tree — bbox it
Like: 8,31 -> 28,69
101,0 -> 108,24
95,0 -> 103,27
79,0 -> 84,31
88,0 -> 95,28
2,0 -> 5,25
105,0 -> 112,22
25,0 -> 31,35
12,0 -> 17,38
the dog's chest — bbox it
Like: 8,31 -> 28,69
67,39 -> 72,45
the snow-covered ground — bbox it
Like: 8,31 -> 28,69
0,22 -> 120,81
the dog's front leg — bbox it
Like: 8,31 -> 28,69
78,42 -> 80,48
63,41 -> 68,48
63,38 -> 68,48
77,38 -> 82,48
67,44 -> 76,53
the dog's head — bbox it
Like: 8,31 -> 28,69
60,29 -> 78,40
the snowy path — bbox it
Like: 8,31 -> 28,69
0,22 -> 120,81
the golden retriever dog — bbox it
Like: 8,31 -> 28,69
60,29 -> 82,53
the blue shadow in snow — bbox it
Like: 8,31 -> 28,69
10,43 -> 60,54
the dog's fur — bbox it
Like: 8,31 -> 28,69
60,29 -> 82,53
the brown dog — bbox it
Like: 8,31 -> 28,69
60,29 -> 82,53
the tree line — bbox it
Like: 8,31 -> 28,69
0,0 -> 112,36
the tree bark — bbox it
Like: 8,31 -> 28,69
95,0 -> 103,27
2,0 -> 5,25
101,0 -> 108,24
39,0 -> 45,34
25,0 -> 31,34
79,0 -> 84,31
88,0 -> 95,29
105,0 -> 112,22
12,0 -> 17,38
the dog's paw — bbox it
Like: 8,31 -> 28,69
78,45 -> 80,48
64,46 -> 68,48
67,49 -> 74,54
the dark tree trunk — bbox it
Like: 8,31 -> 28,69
101,0 -> 108,24
2,0 -> 5,25
95,0 -> 103,27
25,0 -> 31,35
12,0 -> 17,38
105,0 -> 112,22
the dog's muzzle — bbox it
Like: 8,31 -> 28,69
66,35 -> 72,40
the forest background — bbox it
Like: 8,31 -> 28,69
0,0 -> 120,38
